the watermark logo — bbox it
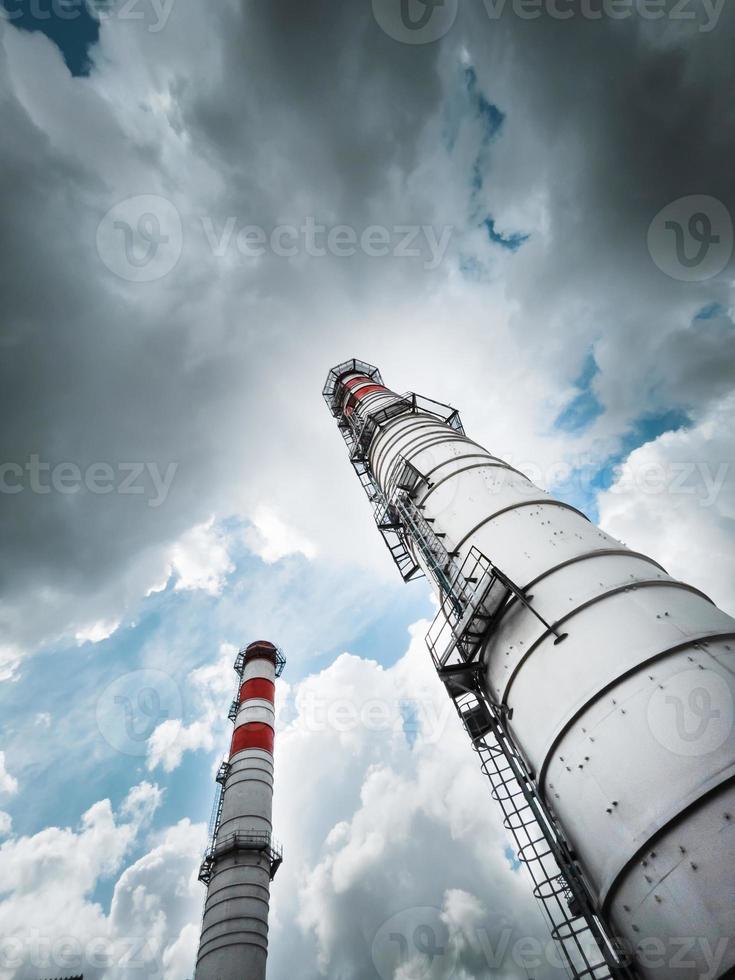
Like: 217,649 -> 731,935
96,194 -> 183,282
372,0 -> 458,44
97,201 -> 453,277
96,669 -> 182,756
647,668 -> 734,757
648,196 -> 733,282
0,456 -> 178,508
371,907 -> 458,980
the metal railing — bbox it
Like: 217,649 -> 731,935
425,548 -> 507,669
424,546 -> 569,671
420,545 -> 637,979
199,830 -> 283,885
327,381 -> 467,583
322,358 -> 384,416
326,370 -> 635,978
198,643 -> 287,890
233,645 -> 286,678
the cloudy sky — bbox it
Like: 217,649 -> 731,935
1,0 -> 734,977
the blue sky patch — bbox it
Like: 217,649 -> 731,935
551,407 -> 691,521
400,700 -> 420,748
504,844 -> 521,872
482,217 -> 529,253
694,302 -> 729,322
462,65 -> 506,202
460,72 -> 529,251
550,461 -> 603,522
1,0 -> 99,75
0,520 -> 432,896
464,66 -> 505,144
459,254 -> 490,282
591,408 -> 691,493
554,351 -> 604,434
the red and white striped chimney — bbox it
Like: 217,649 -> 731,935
195,641 -> 284,980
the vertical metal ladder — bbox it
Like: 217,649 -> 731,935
449,678 -> 624,979
335,419 -> 422,581
390,483 -> 637,980
199,778 -> 226,885
326,388 -> 640,978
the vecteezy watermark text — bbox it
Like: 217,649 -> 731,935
291,690 -> 455,743
371,911 -> 733,980
0,455 -> 177,508
0,0 -> 175,33
95,194 -> 454,282
0,931 -> 160,974
481,0 -> 725,31
372,0 -> 726,45
201,216 -> 453,270
490,456 -> 730,509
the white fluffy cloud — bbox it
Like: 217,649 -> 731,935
75,618 -> 123,646
0,785 -> 200,980
268,623 -> 563,980
146,642 -> 236,772
0,781 -> 185,980
119,781 -> 164,826
0,626 -> 568,980
106,819 -> 205,980
599,392 -> 735,613
0,754 -> 18,798
0,813 -> 11,838
0,648 -> 22,685
167,519 -> 235,597
243,505 -> 317,564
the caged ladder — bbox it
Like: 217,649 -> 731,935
391,470 -> 637,980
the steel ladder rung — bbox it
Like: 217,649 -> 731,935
505,813 -> 548,839
532,875 -> 576,902
455,707 -> 618,979
554,919 -> 603,943
491,781 -> 530,804
427,542 -> 623,980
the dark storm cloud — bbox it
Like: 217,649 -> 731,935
181,0 -> 443,214
0,0 -> 451,661
454,2 -> 735,415
1,0 -> 734,664
0,32 -> 236,651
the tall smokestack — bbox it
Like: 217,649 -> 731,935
195,641 -> 285,980
324,359 -> 735,980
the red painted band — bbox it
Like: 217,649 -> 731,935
230,722 -> 274,757
351,383 -> 385,400
240,678 -> 275,704
343,379 -> 387,418
343,375 -> 374,390
343,376 -> 387,400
